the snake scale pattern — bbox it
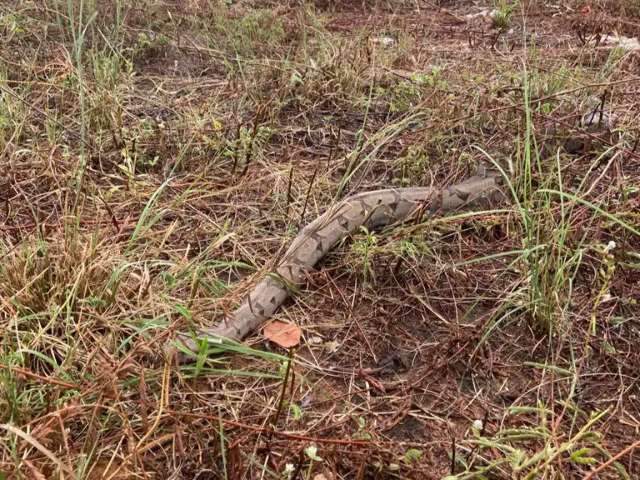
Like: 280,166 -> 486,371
175,169 -> 506,360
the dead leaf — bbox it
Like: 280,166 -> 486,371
313,473 -> 334,480
263,320 -> 301,348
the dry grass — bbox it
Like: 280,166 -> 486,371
1,0 -> 639,478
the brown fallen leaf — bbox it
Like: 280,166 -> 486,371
313,473 -> 334,480
263,320 -> 301,348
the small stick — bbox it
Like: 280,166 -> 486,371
290,448 -> 305,480
450,437 -> 456,474
286,162 -> 294,219
299,163 -> 319,227
271,347 -> 295,429
597,90 -> 607,127
583,439 -> 640,480
264,346 -> 296,464
231,122 -> 241,176
392,255 -> 404,278
328,128 -> 341,171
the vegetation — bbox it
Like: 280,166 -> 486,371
0,0 -> 639,478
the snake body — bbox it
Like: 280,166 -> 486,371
176,170 -> 505,358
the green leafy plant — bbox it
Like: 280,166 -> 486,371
351,226 -> 378,283
492,0 -> 517,31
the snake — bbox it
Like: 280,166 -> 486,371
173,167 -> 506,361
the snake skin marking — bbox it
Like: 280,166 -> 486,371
174,172 -> 505,360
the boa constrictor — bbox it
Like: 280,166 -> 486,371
174,168 -> 506,361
